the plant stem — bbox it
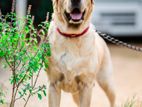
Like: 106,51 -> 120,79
23,94 -> 31,107
10,56 -> 17,107
23,61 -> 43,107
10,72 -> 16,107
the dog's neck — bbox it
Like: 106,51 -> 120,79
56,26 -> 90,38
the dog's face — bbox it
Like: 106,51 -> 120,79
53,0 -> 94,32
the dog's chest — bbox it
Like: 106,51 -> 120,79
51,39 -> 98,74
49,45 -> 97,92
47,34 -> 100,92
49,40 -> 101,87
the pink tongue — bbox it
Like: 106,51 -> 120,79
70,13 -> 82,20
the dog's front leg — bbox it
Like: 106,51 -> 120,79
48,83 -> 61,107
80,86 -> 93,107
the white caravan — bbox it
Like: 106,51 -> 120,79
92,0 -> 142,36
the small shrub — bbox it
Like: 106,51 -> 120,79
0,2 -> 51,107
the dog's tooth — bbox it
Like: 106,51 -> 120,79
69,20 -> 73,23
69,19 -> 83,24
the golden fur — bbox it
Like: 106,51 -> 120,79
46,0 -> 116,106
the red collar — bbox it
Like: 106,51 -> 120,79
56,26 -> 89,38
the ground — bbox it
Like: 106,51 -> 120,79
0,44 -> 142,107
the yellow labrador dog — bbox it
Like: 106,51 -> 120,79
46,0 -> 116,106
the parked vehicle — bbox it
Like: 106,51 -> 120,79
92,0 -> 142,36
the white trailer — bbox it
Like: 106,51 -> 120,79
92,0 -> 142,36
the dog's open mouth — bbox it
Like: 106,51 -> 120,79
65,8 -> 85,24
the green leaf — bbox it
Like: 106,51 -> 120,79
43,90 -> 46,96
0,51 -> 5,57
43,58 -> 49,68
37,93 -> 42,100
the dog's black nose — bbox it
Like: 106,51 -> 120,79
71,0 -> 81,8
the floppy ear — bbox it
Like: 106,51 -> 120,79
52,0 -> 58,12
52,0 -> 59,4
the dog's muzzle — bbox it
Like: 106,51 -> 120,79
64,8 -> 85,24
64,0 -> 85,24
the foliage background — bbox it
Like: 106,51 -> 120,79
0,0 -> 53,25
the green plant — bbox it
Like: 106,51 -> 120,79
0,86 -> 6,104
122,98 -> 136,107
121,97 -> 142,107
0,2 -> 51,107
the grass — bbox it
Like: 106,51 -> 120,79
121,97 -> 142,107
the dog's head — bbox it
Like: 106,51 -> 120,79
52,0 -> 94,33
